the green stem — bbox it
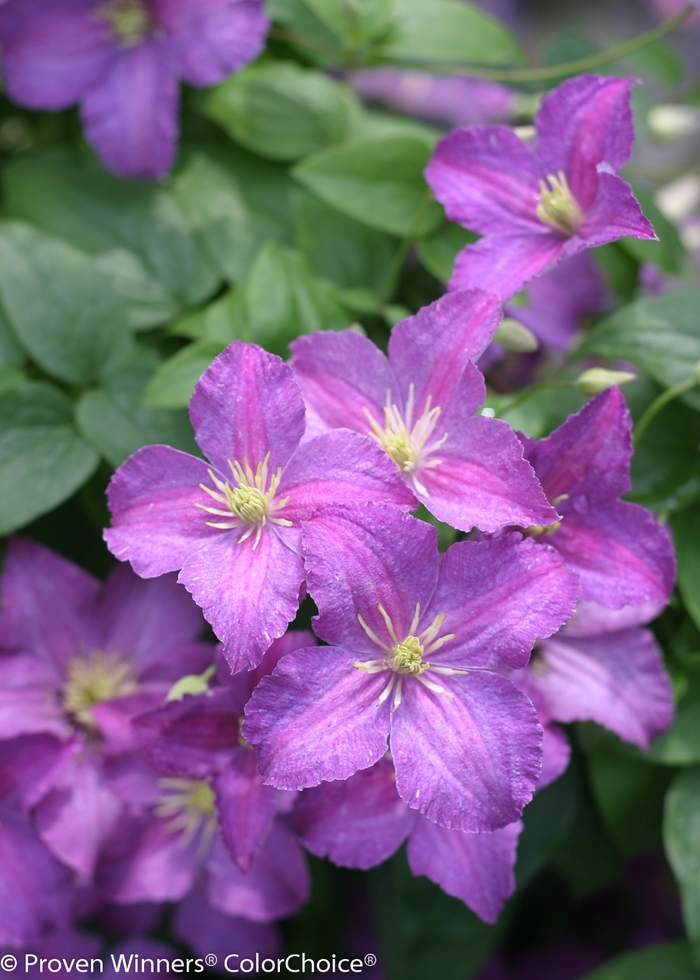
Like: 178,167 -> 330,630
381,190 -> 434,304
496,381 -> 573,417
634,375 -> 698,444
388,6 -> 694,81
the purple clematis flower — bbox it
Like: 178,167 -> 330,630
296,758 -> 521,924
95,750 -> 309,924
517,386 -> 675,610
0,807 -> 75,948
513,600 -> 674,750
0,0 -> 268,179
350,69 -> 518,127
243,504 -> 578,833
106,342 -> 413,673
135,630 -> 314,874
425,74 -> 657,300
0,536 -> 213,878
290,291 -> 557,534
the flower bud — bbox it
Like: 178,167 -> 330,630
575,368 -> 636,396
494,318 -> 539,352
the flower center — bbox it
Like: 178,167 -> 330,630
536,171 -> 584,236
155,778 -> 217,848
353,602 -> 462,711
98,0 -> 152,46
364,383 -> 447,496
196,452 -> 292,549
387,635 -> 426,676
63,650 -> 137,727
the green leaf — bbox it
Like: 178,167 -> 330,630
585,729 -> 670,855
204,63 -> 362,162
618,188 -> 685,274
0,305 -> 24,368
649,673 -> 700,766
624,41 -> 682,86
244,242 -> 353,354
0,381 -> 99,534
295,191 -> 395,293
579,942 -> 699,980
378,0 -> 523,66
664,766 -> 700,946
75,361 -> 197,468
172,147 -> 296,283
93,248 -> 178,330
673,508 -> 700,633
578,290 -> 700,412
416,222 -> 477,282
293,135 -> 442,237
266,0 -> 342,68
304,0 -> 392,43
2,150 -> 219,308
368,848 -> 502,980
143,340 -> 226,410
629,396 -> 700,513
0,222 -> 131,386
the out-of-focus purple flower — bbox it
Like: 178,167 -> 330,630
507,251 -> 606,352
644,0 -> 700,28
425,75 -> 656,300
0,0 -> 269,179
173,882 -> 280,968
0,537 -> 212,878
518,386 -> 675,609
350,69 -> 518,127
244,504 -> 578,833
105,342 -> 413,674
0,807 -> 75,948
296,758 -> 521,923
513,600 -> 674,749
135,631 -> 314,873
96,750 -> 309,924
290,292 -> 557,534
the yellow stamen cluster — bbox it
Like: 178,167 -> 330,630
353,602 -> 462,712
364,384 -> 447,496
155,778 -> 217,849
63,651 -> 137,727
536,171 -> 584,236
97,0 -> 152,46
196,452 -> 292,550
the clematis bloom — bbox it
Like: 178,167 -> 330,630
296,758 -> 522,924
513,600 -> 674,750
425,74 -> 656,300
291,291 -> 556,534
0,0 -> 269,179
0,536 -> 212,878
105,341 -> 413,673
517,386 -> 675,610
244,504 -> 578,833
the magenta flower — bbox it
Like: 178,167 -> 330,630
96,748 -> 309,924
513,600 -> 674,750
0,537 -> 212,878
349,69 -> 518,127
296,758 -> 521,924
105,342 -> 413,673
425,74 -> 656,300
0,0 -> 268,179
290,291 -> 557,534
0,808 -> 74,948
135,631 -> 315,873
518,386 -> 675,610
244,504 -> 578,833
